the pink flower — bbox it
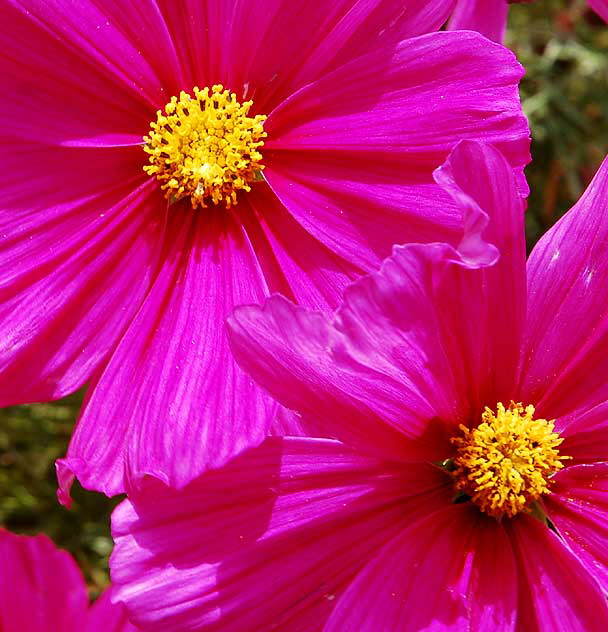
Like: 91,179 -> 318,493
111,141 -> 608,630
0,1 -> 530,502
448,0 -> 607,42
0,529 -> 137,632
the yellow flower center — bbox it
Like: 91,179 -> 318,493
143,85 -> 267,208
451,402 -> 569,519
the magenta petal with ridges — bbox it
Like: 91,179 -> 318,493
0,167 -> 163,406
326,504 -> 517,631
228,294 -> 423,462
170,0 -> 457,113
558,401 -> 608,464
518,154 -> 608,427
448,0 -> 509,43
431,141 -> 526,414
111,437 -> 450,632
5,0 -> 174,105
507,515 -> 608,631
544,463 -> 608,589
0,529 -> 87,632
239,184 -> 361,312
264,31 -> 529,269
60,205 -> 276,498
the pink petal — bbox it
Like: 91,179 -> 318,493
588,0 -> 608,21
264,31 -> 529,270
544,463 -> 608,589
447,0 -> 509,43
0,530 -> 88,632
228,142 -> 524,459
60,204 -> 275,498
326,504 -> 517,631
507,514 -> 608,631
559,401 -> 608,463
0,147 -> 163,405
168,0 -> 456,113
111,438 -> 450,631
229,294 -> 428,462
432,141 -> 527,410
239,183 -> 361,312
518,154 -> 608,428
2,1 -> 174,146
85,589 -> 139,632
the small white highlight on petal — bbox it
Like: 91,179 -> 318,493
550,250 -> 560,263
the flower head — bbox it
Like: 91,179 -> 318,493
111,141 -> 608,630
0,1 -> 530,501
0,529 -> 137,632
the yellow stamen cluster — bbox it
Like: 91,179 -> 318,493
143,85 -> 267,208
451,402 -> 569,519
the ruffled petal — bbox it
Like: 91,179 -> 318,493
507,515 -> 608,631
264,31 -> 529,270
447,0 -> 509,43
2,0 -> 176,145
111,438 -> 450,631
326,504 -> 517,631
85,589 -> 138,632
228,142 -> 524,460
544,463 -> 608,589
0,145 -> 163,406
0,530 -> 88,632
518,154 -> 608,428
59,204 -> 275,499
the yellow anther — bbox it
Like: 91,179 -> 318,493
451,402 -> 569,519
143,85 -> 267,208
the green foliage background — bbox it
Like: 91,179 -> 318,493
1,0 -> 607,593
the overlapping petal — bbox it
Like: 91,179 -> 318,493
544,463 -> 608,589
507,515 -> 608,631
1,1 -> 530,499
111,437 -> 450,631
558,401 -> 608,463
240,184 -> 361,312
228,142 -> 524,458
518,154 -> 608,427
59,204 -> 276,498
326,505 -> 517,631
85,590 -> 139,632
265,31 -> 530,269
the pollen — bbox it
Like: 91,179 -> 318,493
143,85 -> 267,208
451,402 -> 569,519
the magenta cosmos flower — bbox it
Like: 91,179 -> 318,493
0,1 -> 530,503
449,0 -> 607,42
0,529 -> 137,631
111,141 -> 608,630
